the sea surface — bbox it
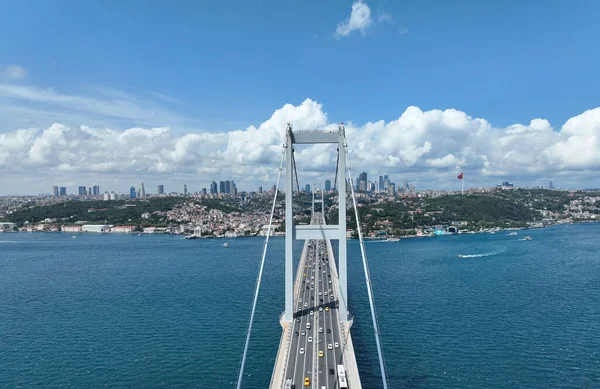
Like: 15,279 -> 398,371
1,223 -> 599,388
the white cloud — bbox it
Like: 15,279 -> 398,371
2,98 -> 600,194
335,1 -> 373,38
1,65 -> 27,80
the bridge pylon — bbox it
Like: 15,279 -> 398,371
282,123 -> 350,324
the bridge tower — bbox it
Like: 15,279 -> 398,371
283,124 -> 349,323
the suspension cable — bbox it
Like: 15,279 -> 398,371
343,145 -> 390,389
333,147 -> 339,191
291,148 -> 300,193
235,145 -> 287,389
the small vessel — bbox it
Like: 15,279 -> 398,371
185,234 -> 199,240
72,236 -> 77,239
387,238 -> 400,242
524,236 -> 533,241
508,232 -> 518,236
457,254 -> 463,258
138,233 -> 142,237
224,242 -> 229,248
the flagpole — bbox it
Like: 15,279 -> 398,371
462,176 -> 464,195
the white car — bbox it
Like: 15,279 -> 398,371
299,298 -> 303,302
310,310 -> 314,315
319,307 -> 323,312
304,303 -> 308,307
319,327 -> 323,333
329,280 -> 332,284
308,337 -> 313,343
301,331 -> 306,336
300,348 -> 305,354
324,292 -> 328,296
335,342 -> 339,348
319,292 -> 322,296
328,344 -> 333,350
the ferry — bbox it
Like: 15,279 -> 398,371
387,237 -> 400,242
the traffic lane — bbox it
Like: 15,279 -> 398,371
289,241 -> 315,386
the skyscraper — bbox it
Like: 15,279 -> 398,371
225,181 -> 231,194
258,186 -> 263,194
202,188 -> 207,195
130,186 -> 136,199
210,181 -> 218,194
219,181 -> 226,193
324,180 -> 331,191
87,187 -> 92,196
93,185 -> 100,196
184,184 -> 188,196
384,175 -> 388,181
549,180 -> 555,190
59,187 -> 67,196
158,185 -> 164,195
78,186 -> 87,196
140,183 -> 146,198
378,176 -> 384,191
52,186 -> 59,196
305,184 -> 311,193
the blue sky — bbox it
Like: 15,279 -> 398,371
1,0 -> 600,194
2,0 -> 598,130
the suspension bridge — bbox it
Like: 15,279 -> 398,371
236,124 -> 389,389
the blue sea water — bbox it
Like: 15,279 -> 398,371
1,223 -> 599,388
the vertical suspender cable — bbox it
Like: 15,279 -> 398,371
235,146 -> 287,389
343,145 -> 390,389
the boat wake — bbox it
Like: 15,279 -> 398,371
458,247 -> 506,258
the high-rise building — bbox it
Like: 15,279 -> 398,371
378,176 -> 384,191
258,186 -> 263,194
78,186 -> 87,196
210,181 -> 218,194
140,183 -> 146,198
184,184 -> 188,196
52,186 -> 59,196
87,188 -> 92,196
158,185 -> 164,195
305,184 -> 311,193
202,188 -> 207,195
92,185 -> 100,196
219,181 -> 226,193
324,180 -> 331,191
233,187 -> 238,196
359,181 -> 367,192
549,180 -> 555,190
384,175 -> 388,181
59,187 -> 67,196
129,186 -> 136,199
358,172 -> 369,183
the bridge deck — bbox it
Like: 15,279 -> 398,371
270,215 -> 361,389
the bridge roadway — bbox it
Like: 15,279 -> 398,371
269,212 -> 360,389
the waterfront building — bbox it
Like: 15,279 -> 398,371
112,226 -> 136,233
82,224 -> 110,233
61,225 -> 82,232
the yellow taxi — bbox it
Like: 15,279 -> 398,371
304,377 -> 310,386
303,273 -> 306,277
319,350 -> 324,357
325,307 -> 329,312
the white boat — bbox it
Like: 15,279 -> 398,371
457,254 -> 463,258
508,232 -> 518,236
524,236 -> 533,241
224,242 -> 229,248
387,238 -> 400,242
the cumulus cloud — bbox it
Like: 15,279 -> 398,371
1,65 -> 27,80
2,98 -> 600,194
335,1 -> 373,38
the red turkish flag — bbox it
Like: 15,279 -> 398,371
457,173 -> 463,180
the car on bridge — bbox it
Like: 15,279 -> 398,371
304,377 -> 310,386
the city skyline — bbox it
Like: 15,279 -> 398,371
2,1 -> 600,194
